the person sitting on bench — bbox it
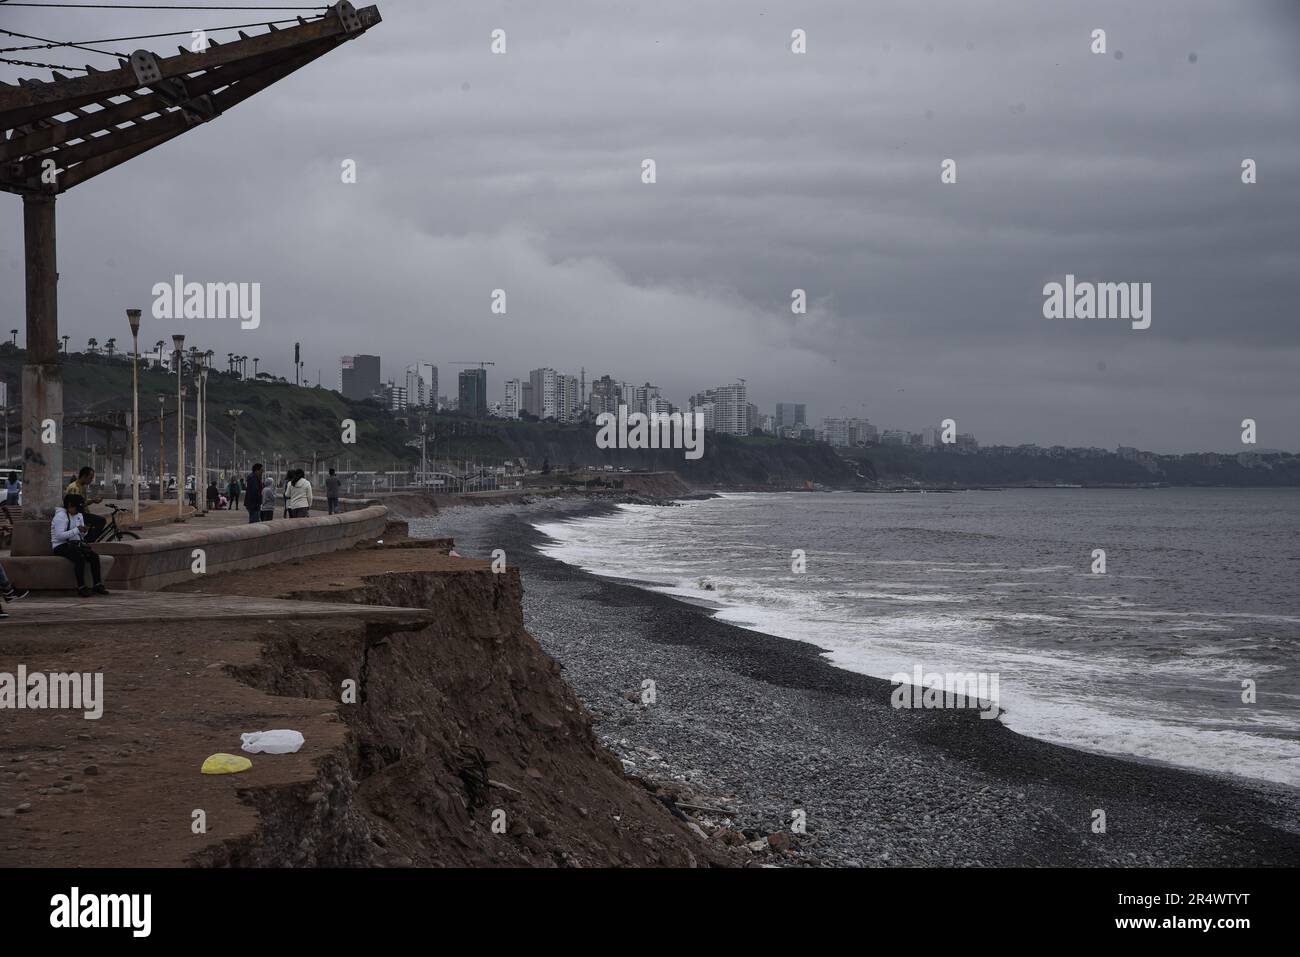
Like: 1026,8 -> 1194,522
66,467 -> 108,542
52,494 -> 110,596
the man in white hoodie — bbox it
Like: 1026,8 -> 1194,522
51,494 -> 109,596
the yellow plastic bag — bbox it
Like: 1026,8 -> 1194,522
202,753 -> 252,775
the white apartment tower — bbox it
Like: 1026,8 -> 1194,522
503,378 -> 524,419
692,382 -> 748,435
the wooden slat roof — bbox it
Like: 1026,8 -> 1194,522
0,1 -> 380,195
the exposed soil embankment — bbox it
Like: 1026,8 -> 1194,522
163,545 -> 735,867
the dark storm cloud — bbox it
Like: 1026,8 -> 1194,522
2,0 -> 1297,451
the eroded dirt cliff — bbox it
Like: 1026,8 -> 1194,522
168,542 -> 735,867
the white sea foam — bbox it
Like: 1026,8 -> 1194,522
533,494 -> 1300,787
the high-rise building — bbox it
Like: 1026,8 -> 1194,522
503,378 -> 524,419
589,375 -> 622,417
382,381 -> 408,412
775,403 -> 807,434
419,363 -> 438,408
692,382 -> 747,435
404,366 -> 426,408
558,374 -> 581,423
458,368 -> 488,418
340,354 -> 381,401
520,382 -> 533,417
629,382 -> 659,415
528,367 -> 559,420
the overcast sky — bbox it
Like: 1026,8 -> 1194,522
2,0 -> 1298,452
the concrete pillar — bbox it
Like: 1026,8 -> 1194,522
18,194 -> 63,538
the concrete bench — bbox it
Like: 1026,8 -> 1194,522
5,555 -> 117,593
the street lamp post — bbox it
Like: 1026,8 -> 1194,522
227,409 -> 243,478
172,334 -> 185,521
192,362 -> 202,512
126,309 -> 141,522
158,394 -> 165,499
198,364 -> 209,512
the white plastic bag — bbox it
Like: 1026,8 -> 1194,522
240,730 -> 305,754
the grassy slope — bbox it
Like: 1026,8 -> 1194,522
0,351 -> 419,471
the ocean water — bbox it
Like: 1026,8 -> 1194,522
533,489 -> 1300,787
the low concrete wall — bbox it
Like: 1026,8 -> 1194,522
96,505 -> 389,590
7,555 -> 117,592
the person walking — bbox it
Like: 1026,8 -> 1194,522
260,476 -> 276,522
0,560 -> 30,620
206,480 -> 220,510
244,463 -> 264,524
51,494 -> 109,596
286,469 -> 313,518
227,475 -> 239,510
325,468 -> 341,515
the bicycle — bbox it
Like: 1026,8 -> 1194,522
92,503 -> 141,542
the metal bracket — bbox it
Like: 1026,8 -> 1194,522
129,51 -> 162,86
335,1 -> 362,35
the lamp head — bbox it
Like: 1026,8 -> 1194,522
126,309 -> 142,337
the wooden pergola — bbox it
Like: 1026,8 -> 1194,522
0,1 -> 381,518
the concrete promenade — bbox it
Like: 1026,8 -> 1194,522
1,590 -> 433,626
2,499 -> 391,592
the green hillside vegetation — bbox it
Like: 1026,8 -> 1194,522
0,349 -> 419,473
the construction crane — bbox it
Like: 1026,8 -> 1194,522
449,361 -> 496,369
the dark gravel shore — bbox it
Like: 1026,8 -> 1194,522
413,498 -> 1300,867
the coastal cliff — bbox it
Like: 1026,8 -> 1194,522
171,541 -> 735,867
0,535 -> 737,867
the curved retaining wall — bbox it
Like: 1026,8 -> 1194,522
96,505 -> 390,590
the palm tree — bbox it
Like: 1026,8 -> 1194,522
154,340 -> 165,368
60,335 -> 69,353
103,337 -> 117,359
8,330 -> 15,346
87,337 -> 98,355
253,357 -> 260,377
227,352 -> 235,374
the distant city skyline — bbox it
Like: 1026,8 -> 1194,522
318,349 -> 1288,455
4,1 -> 1297,454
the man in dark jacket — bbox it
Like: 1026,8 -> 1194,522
244,463 -> 264,523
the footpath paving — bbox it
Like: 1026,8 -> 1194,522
1,590 -> 432,627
